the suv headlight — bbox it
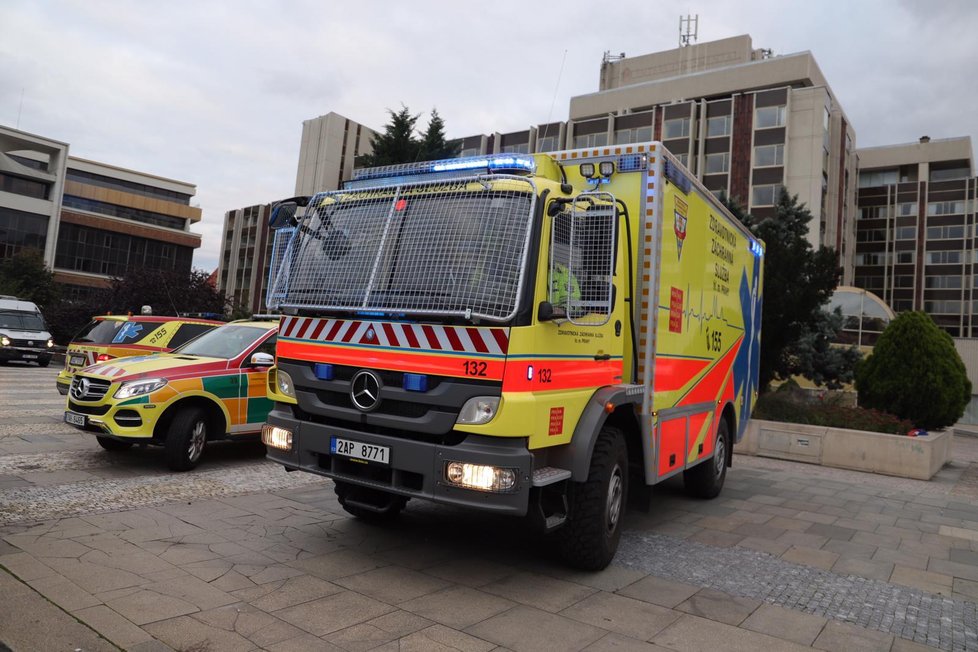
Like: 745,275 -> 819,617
47,339 -> 54,348
456,397 -> 500,425
0,336 -> 9,346
114,378 -> 167,399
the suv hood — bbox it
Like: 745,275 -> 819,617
0,328 -> 52,341
80,353 -> 228,382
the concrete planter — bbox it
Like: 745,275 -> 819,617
737,419 -> 952,480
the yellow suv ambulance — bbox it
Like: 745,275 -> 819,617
64,319 -> 278,470
56,315 -> 223,394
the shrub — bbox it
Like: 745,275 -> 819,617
855,311 -> 971,430
754,387 -> 914,435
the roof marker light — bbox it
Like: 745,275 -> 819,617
351,154 -> 536,187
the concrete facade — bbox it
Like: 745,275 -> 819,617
0,125 -> 68,265
218,203 -> 273,314
855,136 -> 977,336
294,112 -> 376,196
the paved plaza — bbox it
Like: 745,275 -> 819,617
3,366 -> 978,650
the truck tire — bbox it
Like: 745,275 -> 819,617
557,426 -> 628,571
334,481 -> 407,523
164,406 -> 208,471
684,418 -> 729,499
97,436 -> 132,451
38,358 -> 50,368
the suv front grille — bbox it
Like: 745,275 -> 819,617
70,375 -> 111,401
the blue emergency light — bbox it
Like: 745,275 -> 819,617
347,154 -> 537,189
402,373 -> 428,392
313,363 -> 334,381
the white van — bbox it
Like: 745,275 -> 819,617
0,296 -> 54,367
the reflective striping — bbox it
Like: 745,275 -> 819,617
280,316 -> 509,355
277,340 -> 505,380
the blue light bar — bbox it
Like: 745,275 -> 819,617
314,363 -> 334,381
403,373 -> 428,392
664,160 -> 692,194
351,154 -> 536,186
750,239 -> 764,258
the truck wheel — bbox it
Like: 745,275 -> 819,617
334,481 -> 407,523
164,407 -> 208,471
684,418 -> 729,499
97,436 -> 132,451
558,426 -> 628,571
38,359 -> 50,368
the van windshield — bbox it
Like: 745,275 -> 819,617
0,311 -> 45,331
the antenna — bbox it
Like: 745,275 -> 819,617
541,49 -> 568,151
16,88 -> 25,129
601,50 -> 626,65
679,14 -> 698,47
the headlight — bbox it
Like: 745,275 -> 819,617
113,378 -> 167,399
456,397 -> 500,425
0,336 -> 9,346
275,369 -> 295,399
444,462 -> 518,493
262,424 -> 293,451
47,339 -> 54,348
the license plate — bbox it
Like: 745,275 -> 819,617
331,437 -> 390,465
22,354 -> 37,360
64,411 -> 86,427
69,355 -> 86,366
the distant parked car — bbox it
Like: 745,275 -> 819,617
64,319 -> 279,470
56,315 -> 224,394
0,296 -> 54,367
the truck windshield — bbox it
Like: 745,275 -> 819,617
0,311 -> 46,331
269,178 -> 536,322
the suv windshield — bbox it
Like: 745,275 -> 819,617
268,178 -> 536,321
175,325 -> 267,359
0,311 -> 46,331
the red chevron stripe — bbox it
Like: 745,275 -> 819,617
467,329 -> 489,353
444,327 -> 463,351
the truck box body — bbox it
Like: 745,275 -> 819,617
262,142 -> 763,567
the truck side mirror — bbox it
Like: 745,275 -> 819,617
538,301 -> 556,322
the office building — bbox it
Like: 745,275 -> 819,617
1,124 -> 204,299
218,203 -> 273,314
854,136 -> 977,336
294,112 -> 376,195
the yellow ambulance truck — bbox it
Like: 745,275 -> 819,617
262,143 -> 764,569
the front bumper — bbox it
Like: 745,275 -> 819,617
65,397 -> 156,440
0,347 -> 51,365
264,406 -> 535,515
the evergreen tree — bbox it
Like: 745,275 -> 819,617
722,190 -> 855,391
356,105 -> 422,168
856,311 -> 970,429
419,109 -> 461,161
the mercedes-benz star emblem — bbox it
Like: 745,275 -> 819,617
73,377 -> 91,399
350,370 -> 382,412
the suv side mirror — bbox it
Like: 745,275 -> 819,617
250,352 -> 275,368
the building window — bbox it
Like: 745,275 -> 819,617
854,252 -> 887,266
66,169 -> 192,205
500,143 -> 529,154
751,184 -> 783,207
925,275 -> 963,289
858,169 -> 899,188
62,195 -> 187,230
895,226 -> 916,240
930,167 -> 970,182
613,126 -> 653,145
0,207 -> 48,259
536,136 -> 559,152
674,153 -> 689,168
893,299 -> 913,312
926,250 -> 962,265
924,300 -> 961,314
573,132 -> 608,149
753,144 -> 784,168
0,173 -> 50,200
459,147 -> 481,157
894,275 -> 915,288
856,229 -> 887,243
663,117 -> 691,139
754,105 -> 786,129
856,275 -> 884,290
54,222 -> 193,277
926,225 -> 966,240
896,202 -> 917,217
895,251 -> 915,264
706,115 -> 732,138
928,200 -> 965,216
705,152 -> 730,175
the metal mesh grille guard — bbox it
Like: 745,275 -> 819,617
267,175 -> 537,322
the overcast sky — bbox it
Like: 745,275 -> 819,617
2,0 -> 976,272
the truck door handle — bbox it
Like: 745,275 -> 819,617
593,354 -> 611,361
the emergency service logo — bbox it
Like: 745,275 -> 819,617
674,195 -> 689,260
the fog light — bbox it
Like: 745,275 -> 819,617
262,424 -> 293,451
599,160 -> 615,177
444,462 -> 518,493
